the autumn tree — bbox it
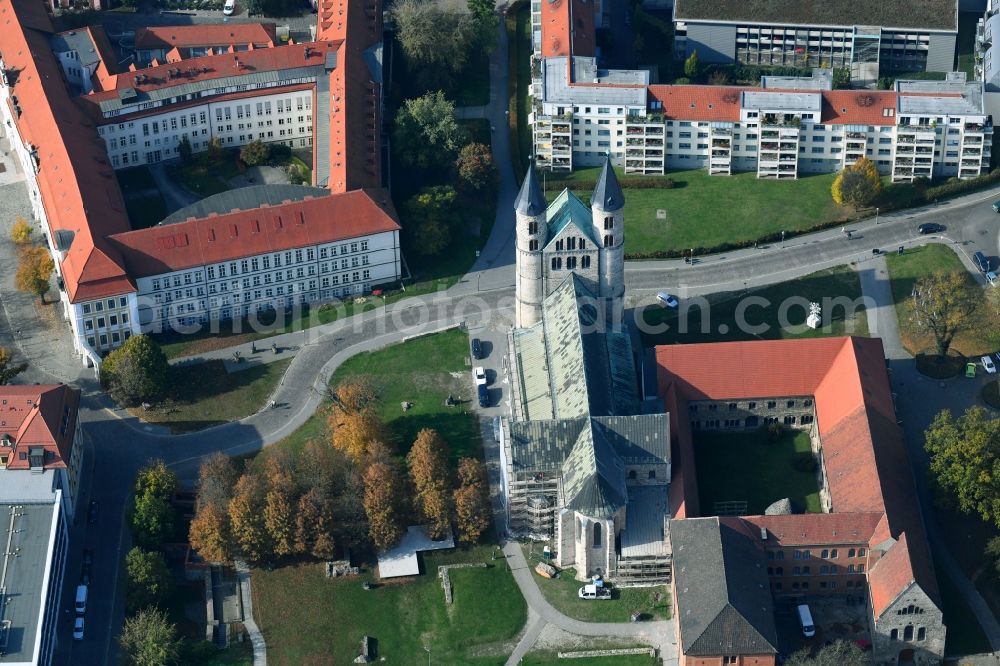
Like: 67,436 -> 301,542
196,452 -> 240,512
683,50 -> 700,79
131,460 -> 178,549
0,347 -> 27,385
454,457 -> 491,543
228,472 -> 272,563
910,271 -> 980,357
295,487 -> 338,558
407,428 -> 453,539
403,185 -> 458,257
393,92 -> 467,170
188,503 -> 232,563
262,455 -> 298,557
328,377 -> 379,413
10,216 -> 31,245
925,406 -> 1000,528
125,547 -> 172,612
363,461 -> 408,550
831,157 -> 882,208
118,607 -> 183,666
102,335 -> 170,407
15,245 -> 54,303
456,142 -> 498,193
240,139 -> 270,167
785,640 -> 867,666
327,380 -> 387,462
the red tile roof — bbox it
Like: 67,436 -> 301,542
134,23 -> 277,50
540,0 -> 595,58
869,533 -> 920,615
657,337 -> 939,617
741,513 -> 883,546
821,90 -> 898,126
0,384 -> 80,471
648,85 -> 746,122
108,189 -> 399,277
0,0 -> 135,302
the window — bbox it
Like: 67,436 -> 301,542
917,627 -> 925,641
529,240 -> 538,251
604,235 -> 613,247
648,470 -> 656,479
604,216 -> 613,230
593,522 -> 602,547
858,548 -> 866,557
767,401 -> 776,409
904,625 -> 914,641
551,257 -> 562,270
890,629 -> 899,641
628,470 -> 637,479
821,549 -> 828,558
848,548 -> 856,557
581,255 -> 591,269
830,549 -> 838,558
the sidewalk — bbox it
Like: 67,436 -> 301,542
235,560 -> 267,666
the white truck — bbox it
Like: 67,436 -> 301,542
578,584 -> 612,600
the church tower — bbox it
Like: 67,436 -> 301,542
514,161 -> 548,328
590,155 -> 625,323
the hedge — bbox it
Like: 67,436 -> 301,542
556,177 -> 674,191
924,168 -> 1000,202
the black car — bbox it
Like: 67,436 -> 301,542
471,338 -> 483,360
88,501 -> 99,524
477,383 -> 490,408
917,223 -> 945,234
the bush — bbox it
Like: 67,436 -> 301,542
672,77 -> 691,85
792,453 -> 818,474
240,140 -> 270,167
269,143 -> 292,162
925,168 -> 1000,202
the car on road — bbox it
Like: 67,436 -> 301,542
655,292 -> 679,308
477,383 -> 490,408
471,338 -> 483,360
223,0 -> 235,14
917,223 -> 945,234
983,356 -> 997,374
974,251 -> 991,273
993,199 -> 1000,213
87,501 -> 99,524
73,617 -> 85,641
474,367 -> 487,386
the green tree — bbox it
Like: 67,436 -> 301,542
925,407 -> 1000,527
393,92 -> 468,170
985,536 -> 1000,577
683,50 -> 700,79
118,607 -> 182,666
467,0 -> 497,49
0,347 -> 27,385
205,137 -> 224,165
177,136 -> 193,165
15,246 -> 53,303
240,139 -> 270,167
102,335 -> 170,407
125,547 -> 172,612
785,640 -> 867,666
832,68 -> 851,89
394,0 -> 479,73
131,460 -> 178,549
831,157 -> 882,208
910,271 -> 980,357
10,216 -> 31,245
403,185 -> 458,257
456,142 -> 498,192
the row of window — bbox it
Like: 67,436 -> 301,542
769,547 -> 866,560
767,563 -> 865,575
157,285 -> 371,327
550,255 -> 591,271
773,579 -> 864,592
83,311 -> 130,332
691,414 -> 812,429
890,626 -> 927,642
86,328 -> 132,351
81,297 -> 129,315
157,270 -> 374,310
692,399 -> 812,412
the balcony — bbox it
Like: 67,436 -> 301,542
895,157 -> 913,166
712,140 -> 731,148
627,138 -> 644,145
627,127 -> 646,136
712,150 -> 730,158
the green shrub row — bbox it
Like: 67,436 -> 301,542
924,169 -> 1000,202
558,177 -> 675,191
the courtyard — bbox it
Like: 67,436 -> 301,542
695,428 -> 822,516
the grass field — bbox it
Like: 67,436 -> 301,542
327,328 -> 481,459
524,550 -> 671,623
695,429 -> 822,515
131,359 -> 291,433
640,265 -> 869,347
252,546 -> 525,666
522,652 -> 660,666
885,244 -> 998,356
957,12 -> 980,80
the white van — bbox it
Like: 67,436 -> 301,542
796,603 -> 815,637
75,584 -> 88,614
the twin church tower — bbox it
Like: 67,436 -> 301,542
513,155 -> 626,328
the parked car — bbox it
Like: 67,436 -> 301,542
471,338 -> 483,360
477,383 -> 490,408
917,223 -> 944,234
73,617 -> 85,641
87,501 -> 99,524
992,199 -> 1000,213
974,251 -> 991,273
983,356 -> 997,374
223,0 -> 235,14
988,271 -> 998,286
655,292 -> 678,308
578,584 -> 612,600
474,367 -> 487,386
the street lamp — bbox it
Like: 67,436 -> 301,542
781,230 -> 786,245
424,647 -> 431,666
875,207 -> 880,225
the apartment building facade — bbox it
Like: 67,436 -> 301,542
672,0 -> 960,76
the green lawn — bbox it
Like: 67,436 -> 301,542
957,12 -> 980,80
885,243 -> 998,356
525,550 -> 671,623
522,653 -> 659,666
695,429 -> 822,515
174,162 -> 233,196
509,0 -> 532,176
132,359 -> 291,433
640,265 -> 869,347
328,328 -> 481,459
252,546 -> 525,666
545,168 -> 851,255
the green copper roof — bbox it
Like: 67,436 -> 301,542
562,425 -> 627,518
545,189 -> 599,248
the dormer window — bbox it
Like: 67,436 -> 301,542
29,446 -> 44,471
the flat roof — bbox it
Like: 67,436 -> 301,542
159,184 -> 331,225
673,0 -> 958,32
543,57 -> 647,107
896,80 -> 983,116
742,90 -> 822,112
0,498 -> 59,664
621,486 -> 670,558
377,526 -> 454,578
